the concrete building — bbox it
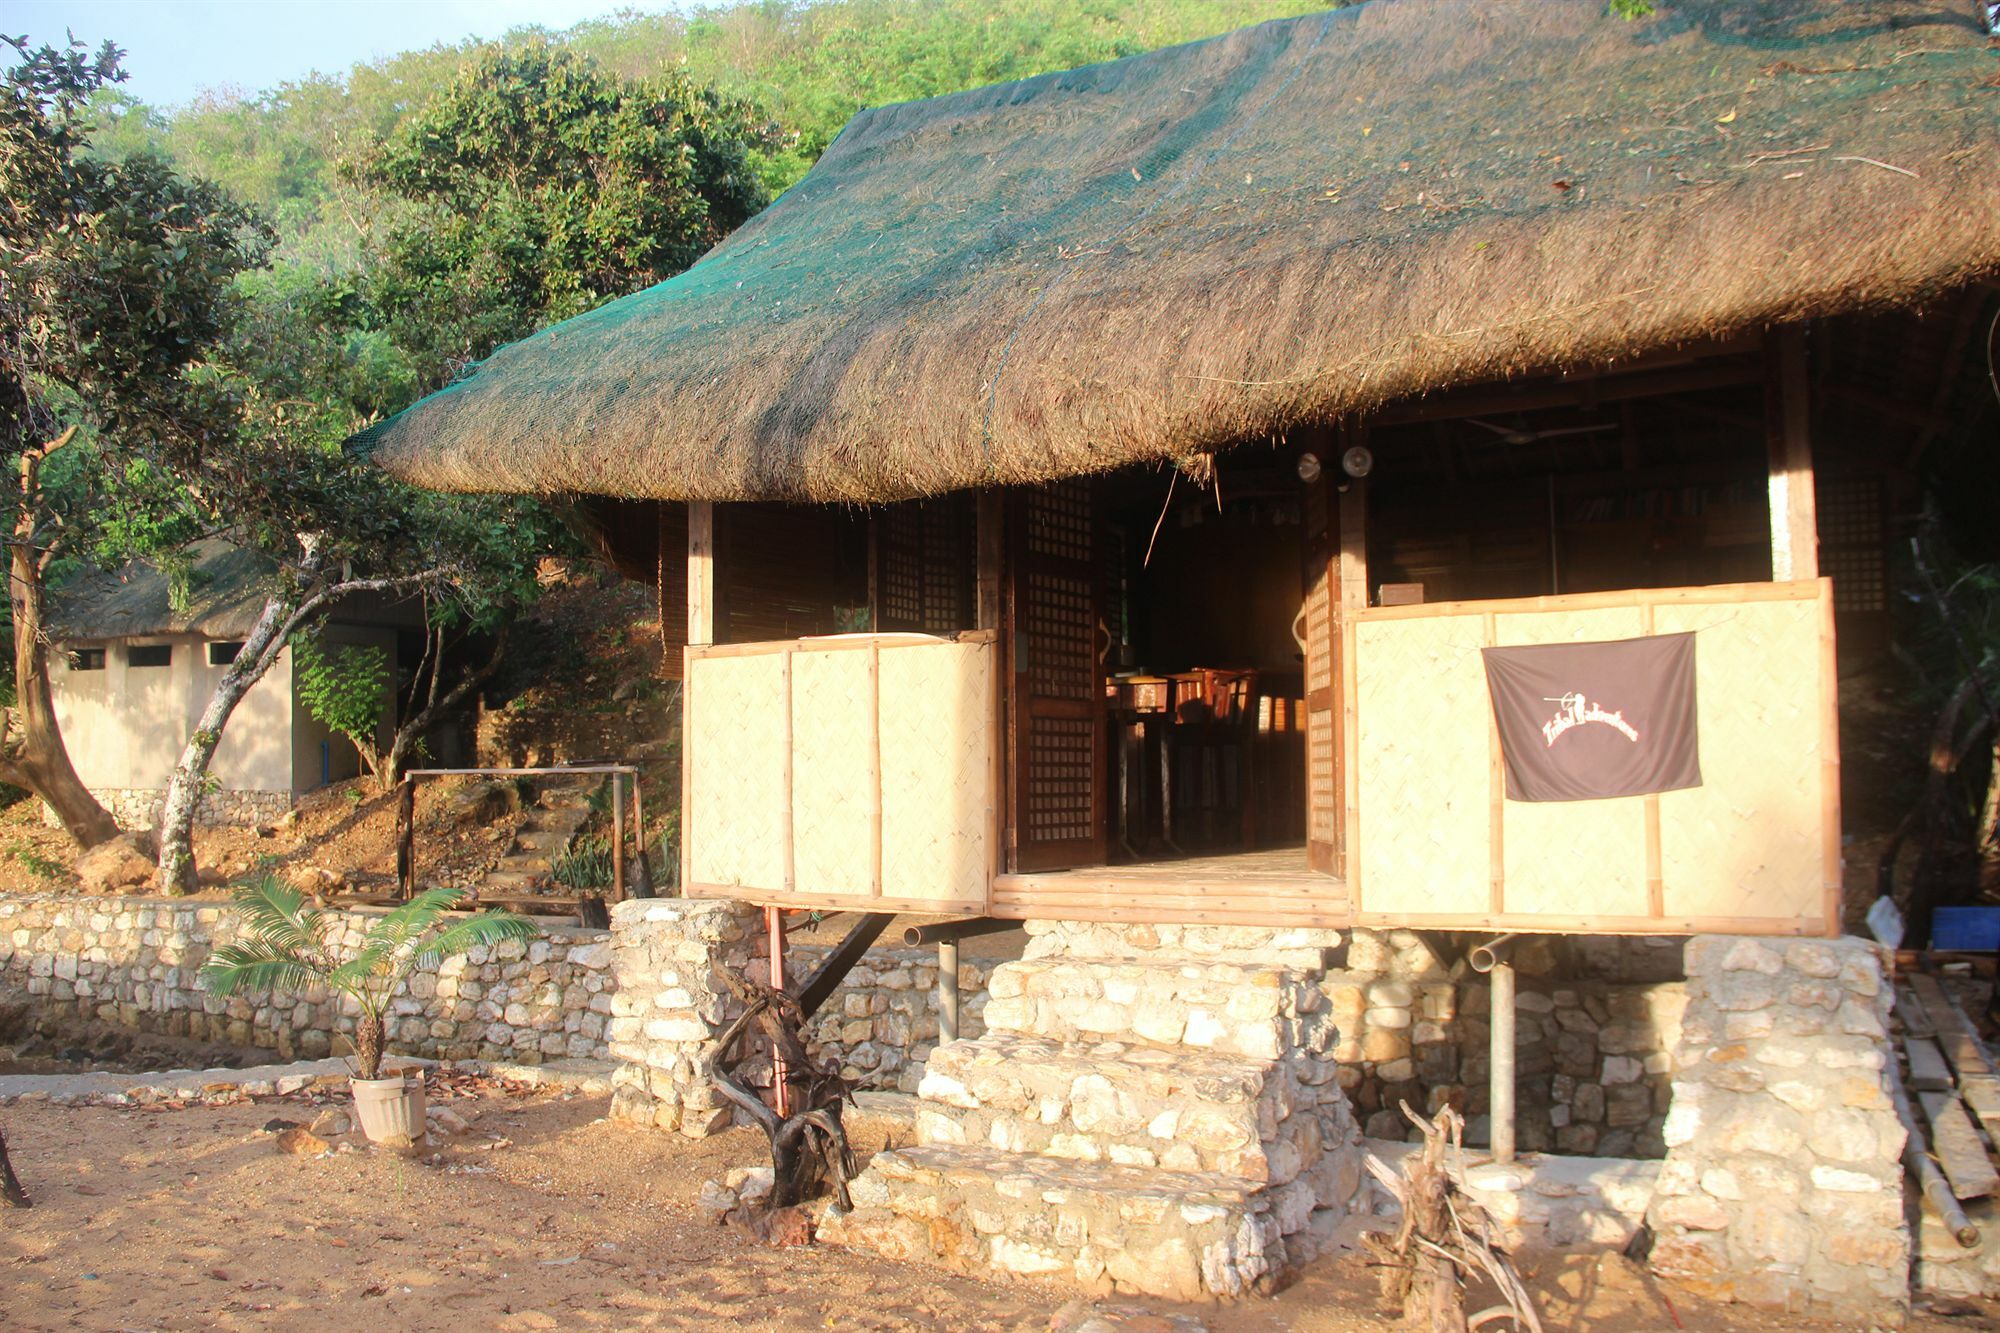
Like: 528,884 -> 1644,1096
48,541 -> 402,828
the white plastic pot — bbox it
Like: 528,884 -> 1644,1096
351,1074 -> 427,1144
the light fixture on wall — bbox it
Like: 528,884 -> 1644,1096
1296,451 -> 1322,484
1341,444 -> 1374,479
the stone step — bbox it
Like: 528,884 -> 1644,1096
818,1143 -> 1352,1302
915,1033 -> 1337,1183
512,828 -> 572,852
483,869 -> 550,891
980,956 -> 1326,1060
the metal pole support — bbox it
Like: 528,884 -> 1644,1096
938,938 -> 961,1045
1470,933 -> 1518,1165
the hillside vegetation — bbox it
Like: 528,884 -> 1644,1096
91,0 -> 1326,266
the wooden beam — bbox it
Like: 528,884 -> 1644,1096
1372,359 -> 1761,428
1905,1036 -> 1954,1093
1764,328 -> 1819,581
1919,1090 -> 2000,1200
976,491 -> 1003,632
687,500 -> 715,647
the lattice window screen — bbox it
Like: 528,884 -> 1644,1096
1013,480 -> 1103,867
877,497 -> 974,632
1818,477 -> 1885,614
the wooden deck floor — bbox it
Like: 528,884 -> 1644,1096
991,845 -> 1351,927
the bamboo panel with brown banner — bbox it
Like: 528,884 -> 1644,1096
1352,579 -> 1838,937
684,631 -> 995,913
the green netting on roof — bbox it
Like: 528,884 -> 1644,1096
357,0 -> 2000,504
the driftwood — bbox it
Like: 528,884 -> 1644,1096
0,1125 -> 29,1208
705,966 -> 858,1223
1362,1103 -> 1541,1333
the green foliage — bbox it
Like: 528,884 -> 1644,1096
292,635 -> 390,758
94,2 -> 1320,252
5,842 -> 67,881
1607,0 -> 1656,18
1,33 -> 270,574
551,835 -> 614,891
199,876 -> 536,1078
347,42 -> 777,390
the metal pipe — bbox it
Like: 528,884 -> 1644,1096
1490,957 -> 1516,1165
1893,1075 -> 1981,1247
939,939 -> 961,1044
1470,933 -> 1519,1165
1468,933 -> 1519,974
902,917 -> 1016,948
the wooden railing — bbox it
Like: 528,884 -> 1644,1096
681,631 -> 998,914
396,764 -> 645,905
1347,579 -> 1839,936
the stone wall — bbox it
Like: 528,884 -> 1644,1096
794,941 -> 996,1094
604,899 -> 1002,1135
43,787 -> 294,831
605,897 -> 757,1136
1645,934 -> 1907,1322
1314,929 -> 1685,1157
0,893 -> 612,1064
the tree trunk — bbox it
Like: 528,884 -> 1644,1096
1979,727 -> 2000,898
156,593 -> 294,894
353,1011 -> 384,1081
0,1125 -> 28,1208
1,437 -> 116,850
383,622 -> 510,788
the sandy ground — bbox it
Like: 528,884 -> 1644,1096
3,1083 -> 1990,1333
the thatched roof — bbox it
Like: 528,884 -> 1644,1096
359,1 -> 2000,504
49,541 -> 276,642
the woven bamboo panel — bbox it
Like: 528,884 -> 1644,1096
880,641 -> 992,905
1654,597 -> 1824,922
1352,581 -> 1832,934
687,634 -> 994,910
1495,607 -> 1651,919
686,653 -> 788,888
791,649 -> 875,896
1355,613 -> 1490,915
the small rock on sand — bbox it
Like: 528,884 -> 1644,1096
696,1180 -> 738,1224
275,1127 -> 329,1156
426,1107 -> 471,1137
309,1109 -> 352,1137
724,1165 -> 774,1203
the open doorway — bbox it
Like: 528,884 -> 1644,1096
1094,457 -> 1313,875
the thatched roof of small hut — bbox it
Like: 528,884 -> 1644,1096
359,0 -> 2000,504
49,541 -> 275,642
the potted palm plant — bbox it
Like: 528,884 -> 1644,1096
200,877 -> 537,1143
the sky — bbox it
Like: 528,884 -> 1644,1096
6,0 -> 683,107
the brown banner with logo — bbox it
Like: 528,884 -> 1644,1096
1482,632 -> 1701,802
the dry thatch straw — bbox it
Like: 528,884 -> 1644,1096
359,0 -> 2000,505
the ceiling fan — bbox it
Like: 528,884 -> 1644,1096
1464,417 -> 1620,447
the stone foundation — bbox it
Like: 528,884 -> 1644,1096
819,922 -> 1371,1302
604,897 -> 760,1137
1645,934 -> 1907,1322
42,787 -> 294,831
0,893 -> 612,1063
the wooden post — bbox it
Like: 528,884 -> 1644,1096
976,491 -> 1003,632
396,776 -> 415,899
684,502 -> 714,892
610,770 -> 625,903
1765,327 -> 1819,582
688,501 -> 715,645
